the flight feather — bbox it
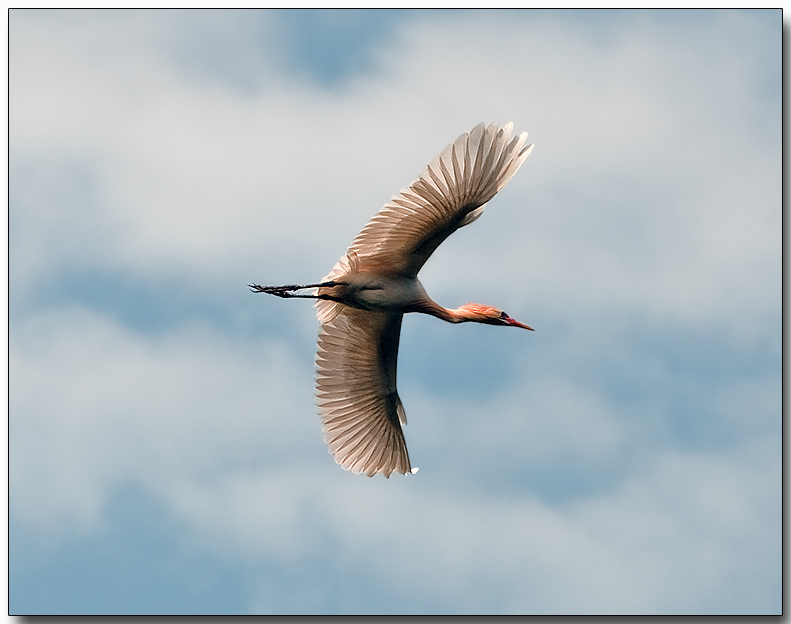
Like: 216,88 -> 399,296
315,308 -> 411,477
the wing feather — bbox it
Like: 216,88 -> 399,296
336,122 -> 533,278
315,308 -> 411,477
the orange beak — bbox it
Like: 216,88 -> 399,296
510,319 -> 534,331
502,313 -> 534,331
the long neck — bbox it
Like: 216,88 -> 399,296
413,298 -> 472,324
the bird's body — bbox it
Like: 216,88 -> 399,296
319,271 -> 432,314
251,122 -> 534,477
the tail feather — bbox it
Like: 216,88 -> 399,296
315,251 -> 359,324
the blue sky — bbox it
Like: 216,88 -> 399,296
9,8 -> 781,615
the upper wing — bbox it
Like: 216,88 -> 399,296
345,122 -> 533,278
315,306 -> 412,477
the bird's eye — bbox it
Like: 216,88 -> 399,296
499,311 -> 508,320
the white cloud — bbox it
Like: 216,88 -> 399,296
10,305 -> 319,534
10,8 -> 780,615
10,302 -> 779,613
179,444 -> 776,614
10,10 -> 779,335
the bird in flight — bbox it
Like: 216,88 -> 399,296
251,122 -> 534,477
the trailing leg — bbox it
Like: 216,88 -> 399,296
248,281 -> 346,299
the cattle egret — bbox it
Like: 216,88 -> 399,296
251,122 -> 534,477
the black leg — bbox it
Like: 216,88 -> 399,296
248,281 -> 346,298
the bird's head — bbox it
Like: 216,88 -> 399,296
456,303 -> 534,330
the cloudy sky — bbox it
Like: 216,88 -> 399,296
9,9 -> 781,615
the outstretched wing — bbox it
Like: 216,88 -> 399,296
316,122 -> 532,324
315,307 -> 412,477
346,122 -> 533,278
